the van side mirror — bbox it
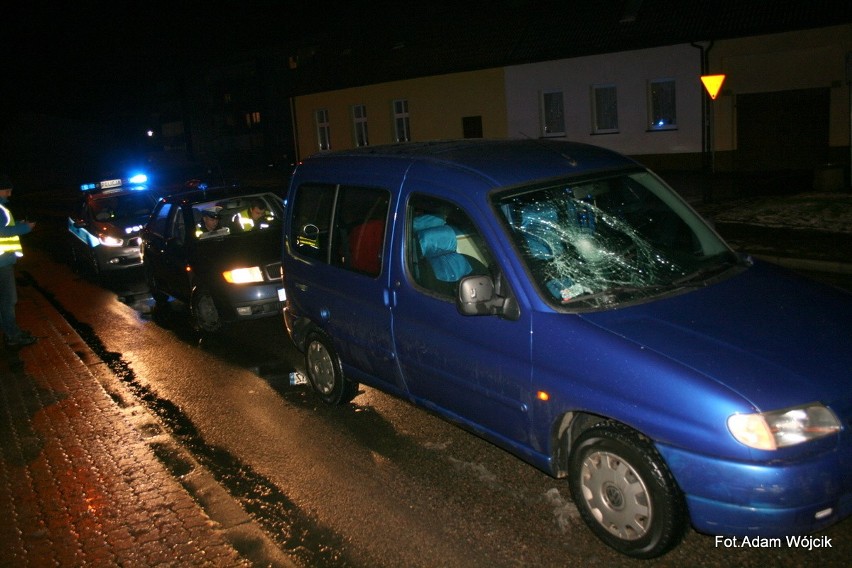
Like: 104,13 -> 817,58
457,275 -> 520,320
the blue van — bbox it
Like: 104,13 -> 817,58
280,140 -> 851,558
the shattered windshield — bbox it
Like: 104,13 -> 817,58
495,170 -> 736,308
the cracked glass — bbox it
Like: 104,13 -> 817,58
495,170 -> 736,309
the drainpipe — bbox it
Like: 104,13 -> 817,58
691,40 -> 715,173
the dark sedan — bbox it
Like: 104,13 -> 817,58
141,185 -> 285,332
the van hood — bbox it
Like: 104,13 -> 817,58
580,262 -> 852,412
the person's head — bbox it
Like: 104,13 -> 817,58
202,209 -> 220,230
248,198 -> 265,220
0,174 -> 13,199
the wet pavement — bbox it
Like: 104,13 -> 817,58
0,278 -> 293,567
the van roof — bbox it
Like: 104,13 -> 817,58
301,139 -> 642,189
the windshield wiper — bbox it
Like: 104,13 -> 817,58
564,284 -> 671,306
671,260 -> 737,287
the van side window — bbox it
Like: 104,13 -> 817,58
290,183 -> 336,261
407,195 -> 493,298
332,186 -> 390,276
290,183 -> 390,276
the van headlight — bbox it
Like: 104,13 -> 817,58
728,403 -> 841,450
222,267 -> 264,284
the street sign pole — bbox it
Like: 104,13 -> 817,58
700,75 -> 726,175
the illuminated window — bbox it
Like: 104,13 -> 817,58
393,99 -> 410,142
315,109 -> 331,151
591,85 -> 618,133
245,111 -> 261,128
648,79 -> 677,130
541,90 -> 565,137
352,104 -> 369,147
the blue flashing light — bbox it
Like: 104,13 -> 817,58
198,182 -> 209,190
80,172 -> 150,192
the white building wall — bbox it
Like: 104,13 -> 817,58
504,44 -> 703,158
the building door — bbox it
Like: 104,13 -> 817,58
736,88 -> 829,172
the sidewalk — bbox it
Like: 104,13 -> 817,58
664,171 -> 852,274
0,280 -> 290,566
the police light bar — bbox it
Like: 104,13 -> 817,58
80,174 -> 149,192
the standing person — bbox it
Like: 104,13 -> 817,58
0,174 -> 37,347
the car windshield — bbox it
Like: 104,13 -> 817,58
92,192 -> 157,221
494,170 -> 738,308
193,193 -> 284,240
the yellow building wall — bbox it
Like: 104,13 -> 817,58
709,24 -> 852,153
293,68 -> 507,160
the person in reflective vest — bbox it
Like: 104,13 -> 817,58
0,174 -> 37,347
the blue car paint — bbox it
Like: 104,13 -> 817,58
282,140 -> 851,540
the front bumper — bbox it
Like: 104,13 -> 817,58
220,282 -> 283,321
94,245 -> 143,271
658,441 -> 852,537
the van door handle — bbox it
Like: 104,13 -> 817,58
296,283 -> 307,291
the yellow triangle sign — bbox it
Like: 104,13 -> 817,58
701,74 -> 726,99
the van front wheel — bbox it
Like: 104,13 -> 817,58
568,422 -> 686,559
305,332 -> 359,405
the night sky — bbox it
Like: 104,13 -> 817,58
2,0 -> 472,122
2,2 -> 306,120
1,0 -> 473,184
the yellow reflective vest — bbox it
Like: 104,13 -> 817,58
0,203 -> 24,257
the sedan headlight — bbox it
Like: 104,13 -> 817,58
98,235 -> 124,247
728,403 -> 841,450
222,266 -> 264,284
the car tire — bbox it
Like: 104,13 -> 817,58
88,249 -> 101,277
568,421 -> 686,559
68,242 -> 82,272
145,267 -> 169,306
191,289 -> 222,333
304,331 -> 359,405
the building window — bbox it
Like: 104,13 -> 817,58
541,91 -> 565,137
352,104 -> 369,147
462,116 -> 483,138
591,85 -> 618,133
245,111 -> 261,128
648,79 -> 677,130
393,99 -> 410,142
315,109 -> 331,151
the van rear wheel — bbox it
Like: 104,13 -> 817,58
568,422 -> 686,559
305,332 -> 359,405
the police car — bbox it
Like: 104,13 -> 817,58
68,174 -> 158,275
